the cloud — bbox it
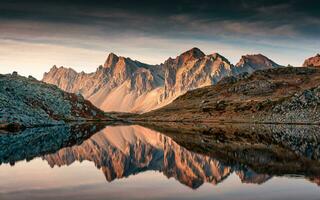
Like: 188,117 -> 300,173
0,0 -> 319,77
0,0 -> 319,39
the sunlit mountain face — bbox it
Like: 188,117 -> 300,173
0,0 -> 319,79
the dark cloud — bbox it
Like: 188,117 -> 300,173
0,0 -> 319,39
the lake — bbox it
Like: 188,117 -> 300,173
0,123 -> 319,200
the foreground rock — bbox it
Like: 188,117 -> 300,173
137,67 -> 320,124
0,73 -> 113,131
43,48 -> 282,113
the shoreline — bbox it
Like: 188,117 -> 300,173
1,118 -> 319,134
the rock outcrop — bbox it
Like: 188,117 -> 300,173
42,48 -> 282,113
0,73 -> 111,130
303,54 -> 320,67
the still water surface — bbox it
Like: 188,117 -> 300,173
0,123 -> 319,200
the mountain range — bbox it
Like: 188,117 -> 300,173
42,48 -> 282,113
2,49 -> 319,129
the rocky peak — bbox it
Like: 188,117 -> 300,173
102,54 -> 144,83
43,65 -> 57,75
104,53 -> 119,68
209,53 -> 232,64
52,65 -> 58,70
43,66 -> 77,80
235,54 -> 281,73
303,54 -> 320,67
176,47 -> 205,66
210,52 -> 223,59
180,47 -> 205,58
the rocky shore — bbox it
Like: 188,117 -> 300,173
0,73 -> 114,132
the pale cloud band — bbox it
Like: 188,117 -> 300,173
0,0 -> 319,79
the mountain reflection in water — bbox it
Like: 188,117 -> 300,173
0,123 -> 320,199
41,124 -> 320,188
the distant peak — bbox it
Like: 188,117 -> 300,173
107,52 -> 119,59
241,54 -> 266,59
238,54 -> 273,63
48,65 -> 65,71
236,54 -> 281,69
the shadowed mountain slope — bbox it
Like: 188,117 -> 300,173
137,67 -> 320,123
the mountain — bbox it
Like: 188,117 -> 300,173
234,54 -> 282,74
137,67 -> 320,123
0,72 -> 112,131
162,48 -> 235,100
303,54 -> 320,67
42,48 -> 282,113
43,56 -> 163,113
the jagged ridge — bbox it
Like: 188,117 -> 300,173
42,48 -> 282,113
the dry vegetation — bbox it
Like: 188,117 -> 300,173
135,67 -> 320,124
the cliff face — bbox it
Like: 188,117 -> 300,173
303,54 -> 320,67
42,48 -> 281,113
162,49 -> 235,100
0,73 -> 109,130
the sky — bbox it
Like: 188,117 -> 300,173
0,0 -> 319,79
